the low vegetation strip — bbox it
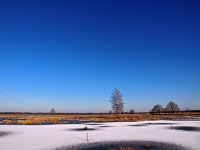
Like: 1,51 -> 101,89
0,112 -> 200,125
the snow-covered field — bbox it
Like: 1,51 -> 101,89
0,120 -> 200,150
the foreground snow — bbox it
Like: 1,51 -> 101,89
0,120 -> 200,150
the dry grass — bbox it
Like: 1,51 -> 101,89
0,112 -> 199,125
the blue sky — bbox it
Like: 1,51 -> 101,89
0,0 -> 200,112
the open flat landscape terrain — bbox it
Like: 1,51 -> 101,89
1,0 -> 200,149
0,113 -> 200,150
0,120 -> 200,150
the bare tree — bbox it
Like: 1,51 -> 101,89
109,88 -> 124,114
165,101 -> 180,114
151,104 -> 164,114
129,109 -> 135,114
50,108 -> 56,114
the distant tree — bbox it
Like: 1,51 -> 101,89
108,110 -> 112,114
129,109 -> 135,114
165,101 -> 180,114
151,104 -> 164,114
186,108 -> 191,111
50,108 -> 56,114
109,88 -> 124,114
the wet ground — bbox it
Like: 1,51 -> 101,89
0,131 -> 13,137
170,126 -> 200,132
54,140 -> 190,150
128,122 -> 177,127
68,126 -> 99,131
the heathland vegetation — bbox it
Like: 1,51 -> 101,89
0,111 -> 200,125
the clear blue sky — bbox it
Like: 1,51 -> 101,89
0,0 -> 200,112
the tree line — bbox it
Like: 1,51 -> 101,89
50,88 -> 181,114
150,101 -> 180,114
109,88 -> 180,114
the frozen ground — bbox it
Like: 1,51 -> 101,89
0,120 -> 200,150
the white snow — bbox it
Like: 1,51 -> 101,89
0,120 -> 200,150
